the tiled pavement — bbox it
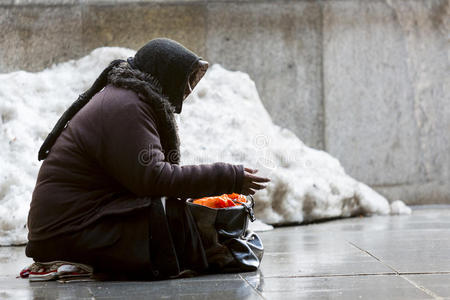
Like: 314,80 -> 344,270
0,206 -> 449,299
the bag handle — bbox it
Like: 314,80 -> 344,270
232,195 -> 256,222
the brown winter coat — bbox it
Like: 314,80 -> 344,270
26,84 -> 244,276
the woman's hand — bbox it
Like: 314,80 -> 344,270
241,168 -> 270,195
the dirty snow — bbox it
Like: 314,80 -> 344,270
0,47 -> 409,245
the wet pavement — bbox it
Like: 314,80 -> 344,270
0,206 -> 449,299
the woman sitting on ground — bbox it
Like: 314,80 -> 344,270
26,38 -> 269,279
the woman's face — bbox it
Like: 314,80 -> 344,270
183,77 -> 194,100
183,60 -> 209,100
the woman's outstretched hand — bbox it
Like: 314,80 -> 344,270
241,168 -> 270,195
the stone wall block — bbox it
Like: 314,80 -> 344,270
323,1 -> 425,186
0,5 -> 83,72
81,2 -> 206,57
206,2 -> 324,149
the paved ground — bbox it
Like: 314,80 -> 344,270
0,206 -> 449,299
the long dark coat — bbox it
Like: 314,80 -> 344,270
26,84 -> 244,278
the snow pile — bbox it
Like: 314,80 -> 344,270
0,47 -> 409,245
390,200 -> 412,215
0,48 -> 134,245
180,65 -> 401,224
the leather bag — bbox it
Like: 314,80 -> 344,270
186,196 -> 264,272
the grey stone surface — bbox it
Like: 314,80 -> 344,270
379,0 -> 450,205
323,1 -> 421,186
0,0 -> 448,205
0,5 -> 83,72
344,214 -> 450,273
206,1 -> 324,149
0,2 -> 206,72
376,181 -> 450,205
12,0 -> 80,5
81,2 -> 206,56
0,277 -> 262,299
0,246 -> 31,278
405,274 -> 450,299
1,206 -> 450,299
80,0 -> 202,3
0,0 -> 13,5
246,275 -> 434,300
322,0 -> 449,203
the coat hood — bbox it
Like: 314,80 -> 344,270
128,38 -> 207,113
38,38 -> 205,161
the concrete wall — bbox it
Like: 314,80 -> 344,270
1,0 -> 449,204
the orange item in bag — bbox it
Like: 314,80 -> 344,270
193,193 -> 247,208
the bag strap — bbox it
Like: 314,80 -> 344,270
232,195 -> 256,222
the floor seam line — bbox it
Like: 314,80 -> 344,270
398,271 -> 450,275
239,274 -> 266,300
264,271 -> 450,278
347,241 -> 399,274
399,275 -> 443,300
347,241 -> 442,300
260,272 -> 397,279
259,271 -> 450,279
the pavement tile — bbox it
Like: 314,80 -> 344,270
1,277 -> 262,299
0,207 -> 448,299
403,274 -> 450,298
245,274 -> 434,300
346,229 -> 450,273
256,249 -> 393,277
256,220 -> 395,277
0,246 -> 33,277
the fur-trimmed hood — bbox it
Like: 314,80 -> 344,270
107,62 -> 180,164
38,38 -> 206,162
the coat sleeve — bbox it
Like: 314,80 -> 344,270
98,90 -> 244,198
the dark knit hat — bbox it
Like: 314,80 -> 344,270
128,38 -> 203,113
